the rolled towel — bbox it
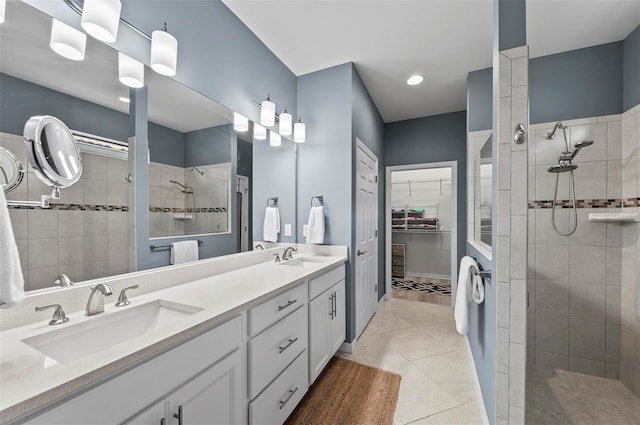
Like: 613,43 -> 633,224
454,256 -> 481,335
306,206 -> 325,244
171,240 -> 199,265
0,188 -> 25,308
263,207 -> 280,243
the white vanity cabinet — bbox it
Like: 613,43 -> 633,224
308,265 -> 346,383
24,316 -> 245,425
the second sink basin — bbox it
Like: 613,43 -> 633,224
278,256 -> 329,268
22,300 -> 202,364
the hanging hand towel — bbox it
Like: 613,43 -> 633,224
472,271 -> 485,304
263,207 -> 280,243
0,188 -> 25,308
306,206 -> 325,244
454,256 -> 481,335
171,240 -> 199,265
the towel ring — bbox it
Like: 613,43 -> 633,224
311,194 -> 324,206
267,197 -> 278,207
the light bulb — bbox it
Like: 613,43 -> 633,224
294,118 -> 306,143
253,123 -> 266,140
279,109 -> 292,136
407,75 -> 424,86
151,25 -> 177,76
260,95 -> 275,127
50,19 -> 86,61
81,0 -> 121,43
118,53 -> 144,88
0,0 -> 7,24
270,131 -> 281,147
233,113 -> 248,132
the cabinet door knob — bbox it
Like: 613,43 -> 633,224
357,250 -> 367,256
173,405 -> 183,425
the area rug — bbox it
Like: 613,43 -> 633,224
285,357 -> 401,425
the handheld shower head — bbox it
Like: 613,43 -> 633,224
574,140 -> 594,148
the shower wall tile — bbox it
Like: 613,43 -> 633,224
607,121 -> 623,160
606,324 -> 621,363
535,244 -> 569,281
569,245 -> 606,285
569,283 -> 606,322
82,154 -> 107,180
569,211 -> 606,246
535,350 -> 568,369
535,280 -> 568,319
573,161 -> 607,200
534,209 -> 569,245
569,319 -> 605,360
58,237 -> 85,266
536,314 -> 568,354
84,179 -> 107,205
570,123 -> 607,164
607,160 -> 623,199
568,357 -> 605,377
606,286 -> 622,324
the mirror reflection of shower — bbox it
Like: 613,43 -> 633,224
169,180 -> 197,227
545,122 -> 594,236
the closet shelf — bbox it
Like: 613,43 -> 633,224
587,212 -> 640,222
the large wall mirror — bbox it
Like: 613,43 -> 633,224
0,0 -> 297,292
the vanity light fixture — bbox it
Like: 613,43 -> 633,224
233,112 -> 249,132
260,95 -> 276,127
80,0 -> 121,43
150,22 -> 178,76
294,117 -> 306,143
279,108 -> 292,136
269,131 -> 281,147
117,96 -> 130,104
50,19 -> 86,61
406,75 -> 424,86
0,0 -> 6,24
253,123 -> 267,140
118,52 -> 144,88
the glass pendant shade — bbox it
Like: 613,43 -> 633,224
118,53 -> 144,88
279,110 -> 292,136
81,0 -> 121,43
50,19 -> 86,61
254,123 -> 267,140
233,113 -> 248,132
260,96 -> 275,127
0,0 -> 6,24
151,28 -> 177,76
294,118 -> 306,143
269,131 -> 281,147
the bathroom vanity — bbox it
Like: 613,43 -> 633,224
0,246 -> 347,425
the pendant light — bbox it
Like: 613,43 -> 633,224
81,0 -> 121,43
254,123 -> 267,140
50,19 -> 86,61
0,0 -> 6,24
260,95 -> 276,127
151,22 -> 178,76
270,131 -> 281,147
294,117 -> 306,143
279,108 -> 292,136
233,113 -> 248,132
118,53 -> 144,88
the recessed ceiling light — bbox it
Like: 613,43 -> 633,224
407,75 -> 424,86
118,96 -> 130,104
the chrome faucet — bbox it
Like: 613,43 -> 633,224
282,246 -> 298,261
255,244 -> 265,250
54,273 -> 73,287
85,283 -> 114,316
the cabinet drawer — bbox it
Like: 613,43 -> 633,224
309,264 -> 345,300
249,351 -> 308,425
249,283 -> 307,336
391,244 -> 405,255
248,306 -> 308,399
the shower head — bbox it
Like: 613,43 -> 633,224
169,180 -> 188,189
574,140 -> 594,148
548,164 -> 578,173
190,167 -> 205,176
545,122 -> 566,140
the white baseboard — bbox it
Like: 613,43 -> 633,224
465,337 -> 490,425
405,272 -> 451,280
339,339 -> 357,354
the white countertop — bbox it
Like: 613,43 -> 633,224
0,252 -> 347,423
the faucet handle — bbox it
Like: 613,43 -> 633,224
115,285 -> 139,307
35,304 -> 69,326
273,253 -> 281,263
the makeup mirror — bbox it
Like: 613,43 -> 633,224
23,115 -> 83,188
0,147 -> 25,193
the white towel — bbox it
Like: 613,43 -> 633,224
263,207 -> 280,243
454,256 -> 482,335
306,206 -> 325,244
472,270 -> 485,304
0,188 -> 25,308
171,240 -> 199,265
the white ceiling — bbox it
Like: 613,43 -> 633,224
223,0 -> 640,123
0,1 -> 231,134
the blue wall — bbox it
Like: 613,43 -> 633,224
352,67 -> 386,302
530,42 -> 623,123
467,68 -> 493,132
384,111 -> 468,272
148,122 -> 184,167
184,124 -> 233,167
623,25 -> 640,111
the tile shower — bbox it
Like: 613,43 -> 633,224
527,106 -> 640,393
1,132 -> 130,291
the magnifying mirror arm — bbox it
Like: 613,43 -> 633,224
6,187 -> 60,209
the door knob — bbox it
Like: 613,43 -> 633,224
357,250 -> 367,256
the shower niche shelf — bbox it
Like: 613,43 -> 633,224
587,212 -> 640,222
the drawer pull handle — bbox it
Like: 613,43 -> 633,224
279,386 -> 299,409
278,299 -> 298,311
278,337 -> 299,353
173,405 -> 183,425
160,419 -> 166,425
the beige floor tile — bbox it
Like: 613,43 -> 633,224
377,327 -> 458,361
412,350 -> 477,404
410,405 -> 483,425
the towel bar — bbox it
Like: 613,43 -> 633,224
150,240 -> 203,252
472,269 -> 491,279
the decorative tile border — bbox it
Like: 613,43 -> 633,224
8,203 -> 129,211
529,198 -> 640,209
149,207 -> 228,213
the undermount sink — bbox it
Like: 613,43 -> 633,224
22,300 -> 202,364
278,256 -> 329,267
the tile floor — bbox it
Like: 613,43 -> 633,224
338,298 -> 483,425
